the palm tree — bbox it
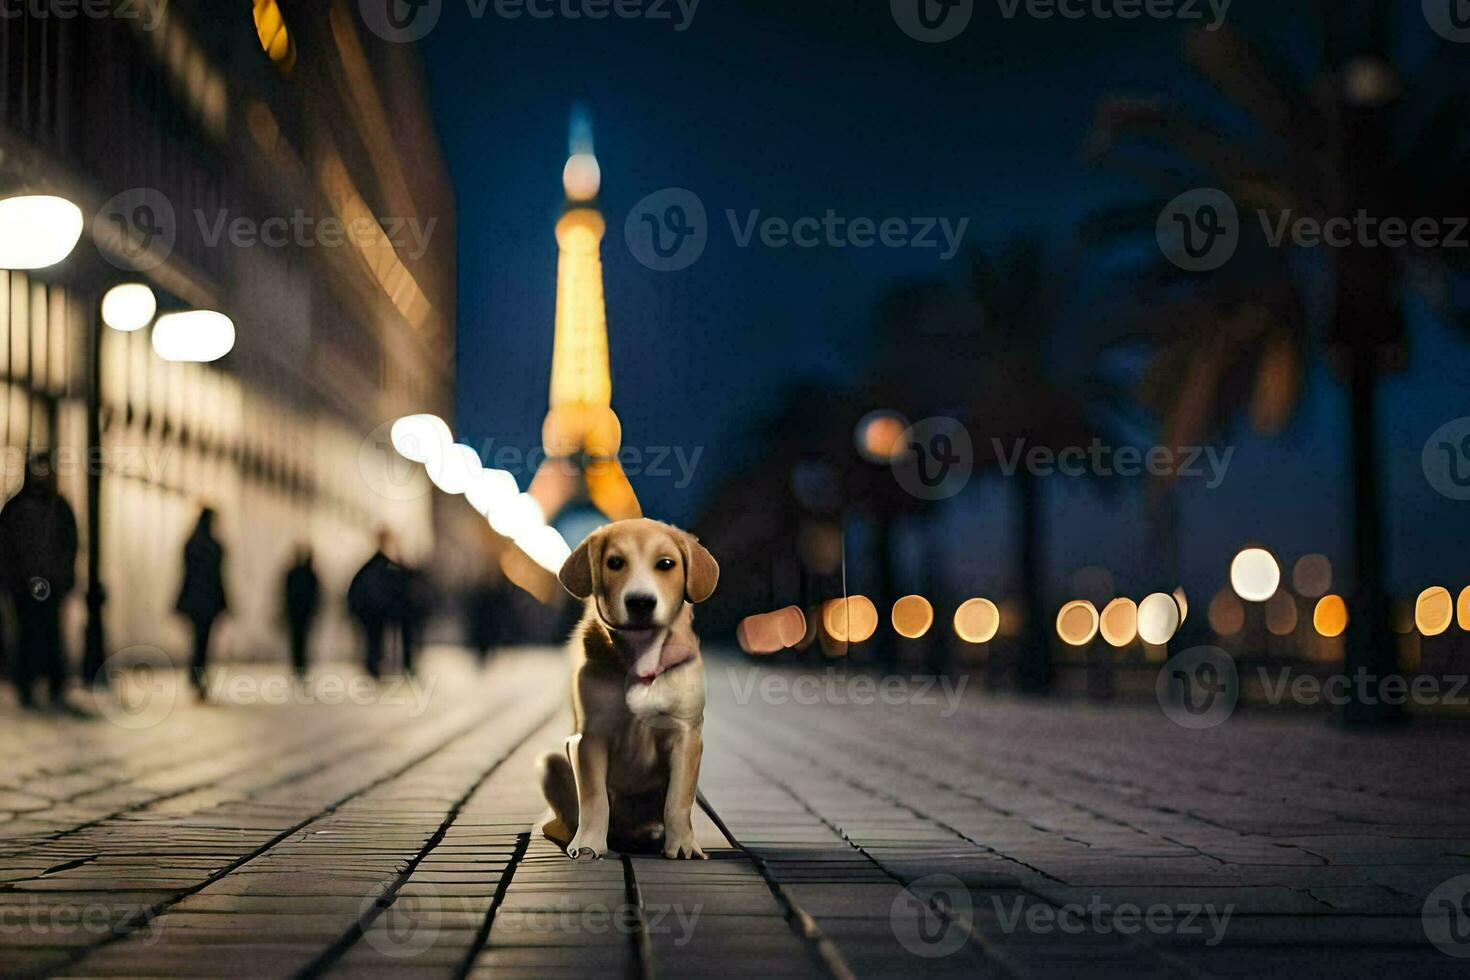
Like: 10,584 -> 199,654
1086,4 -> 1470,725
871,237 -> 1112,693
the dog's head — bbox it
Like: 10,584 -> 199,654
558,518 -> 718,630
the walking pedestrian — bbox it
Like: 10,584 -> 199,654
284,545 -> 320,679
348,529 -> 401,680
176,508 -> 227,700
0,453 -> 78,709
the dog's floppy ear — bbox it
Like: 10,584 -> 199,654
678,531 -> 719,603
559,532 -> 598,599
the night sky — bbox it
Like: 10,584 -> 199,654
422,1 -> 1470,602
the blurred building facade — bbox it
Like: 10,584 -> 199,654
0,1 -> 462,663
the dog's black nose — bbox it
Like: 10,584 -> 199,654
625,594 -> 657,619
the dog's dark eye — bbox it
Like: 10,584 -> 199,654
606,555 -> 626,571
655,557 -> 677,572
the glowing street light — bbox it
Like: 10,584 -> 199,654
101,283 -> 157,332
0,194 -> 84,269
1230,547 -> 1280,602
1056,600 -> 1099,646
152,310 -> 235,362
428,443 -> 481,495
953,597 -> 1000,644
391,414 -> 452,464
1137,592 -> 1181,645
891,595 -> 934,639
465,468 -> 518,516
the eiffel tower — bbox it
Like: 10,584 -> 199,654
527,109 -> 641,525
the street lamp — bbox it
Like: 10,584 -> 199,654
151,310 -> 235,362
0,194 -> 84,269
100,283 -> 158,332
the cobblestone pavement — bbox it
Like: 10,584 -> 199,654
2,649 -> 1469,978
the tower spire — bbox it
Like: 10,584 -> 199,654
530,109 -> 639,523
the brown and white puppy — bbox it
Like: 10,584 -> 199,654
538,518 -> 718,861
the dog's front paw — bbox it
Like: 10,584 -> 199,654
662,833 -> 706,860
567,832 -> 607,860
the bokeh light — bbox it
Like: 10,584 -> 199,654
891,595 -> 934,639
854,410 -> 909,463
152,310 -> 235,362
1313,595 -> 1349,638
824,596 -> 878,644
1208,589 -> 1245,636
1172,586 -> 1188,624
1056,600 -> 1099,646
390,414 -> 451,464
1099,598 -> 1138,647
1414,586 -> 1453,636
1265,590 -> 1298,636
1230,547 -> 1281,602
1291,554 -> 1332,598
1137,592 -> 1180,645
1459,587 -> 1470,631
101,283 -> 157,332
953,597 -> 1000,644
428,443 -> 482,495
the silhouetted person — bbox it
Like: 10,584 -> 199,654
176,509 -> 227,699
467,578 -> 506,663
348,530 -> 401,680
399,564 -> 431,675
284,545 -> 320,679
0,453 -> 77,709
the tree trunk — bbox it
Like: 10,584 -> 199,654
1340,336 -> 1403,727
1015,467 -> 1053,694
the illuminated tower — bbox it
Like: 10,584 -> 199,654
529,110 -> 641,523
